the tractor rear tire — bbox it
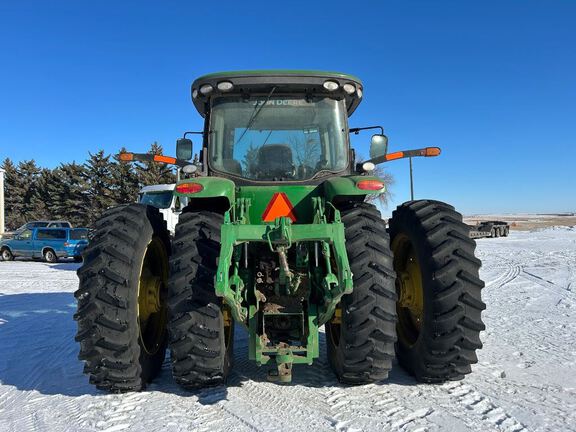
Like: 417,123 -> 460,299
167,211 -> 234,389
326,202 -> 397,384
74,204 -> 171,392
389,200 -> 485,383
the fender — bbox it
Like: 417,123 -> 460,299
174,177 -> 236,208
323,175 -> 385,203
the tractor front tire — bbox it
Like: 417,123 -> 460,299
75,204 -> 171,392
389,200 -> 485,383
326,202 -> 397,384
167,211 -> 234,389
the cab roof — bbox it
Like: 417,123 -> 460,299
191,70 -> 364,117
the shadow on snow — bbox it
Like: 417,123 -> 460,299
0,292 -> 417,404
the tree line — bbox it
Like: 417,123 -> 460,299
1,142 -> 176,230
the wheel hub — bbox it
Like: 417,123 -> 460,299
392,234 -> 425,346
138,268 -> 162,320
397,256 -> 424,325
137,237 -> 168,356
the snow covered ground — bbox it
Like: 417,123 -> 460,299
1,227 -> 575,432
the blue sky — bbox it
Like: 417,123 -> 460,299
0,1 -> 574,214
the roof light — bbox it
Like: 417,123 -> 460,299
192,89 -> 198,99
343,83 -> 356,95
182,164 -> 198,174
175,182 -> 204,194
323,80 -> 339,91
199,84 -> 213,95
217,81 -> 234,92
357,179 -> 385,191
357,88 -> 363,98
362,162 -> 375,172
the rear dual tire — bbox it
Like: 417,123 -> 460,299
326,202 -> 397,384
75,204 -> 171,392
389,200 -> 486,382
167,211 -> 234,389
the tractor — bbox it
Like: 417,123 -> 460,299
74,70 -> 485,392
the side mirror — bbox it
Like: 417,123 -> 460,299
176,138 -> 193,160
369,134 -> 388,159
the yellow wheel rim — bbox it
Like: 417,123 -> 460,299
327,304 -> 342,347
137,237 -> 168,356
222,306 -> 234,349
392,233 -> 424,347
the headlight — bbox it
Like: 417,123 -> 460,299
217,81 -> 234,92
199,84 -> 213,95
323,80 -> 339,91
343,83 -> 356,95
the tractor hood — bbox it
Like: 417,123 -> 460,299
191,70 -> 363,117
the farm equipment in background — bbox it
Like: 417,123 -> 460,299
74,70 -> 485,391
468,221 -> 510,239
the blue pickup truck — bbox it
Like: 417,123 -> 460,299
0,227 -> 89,263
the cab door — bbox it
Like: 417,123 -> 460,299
12,229 -> 34,257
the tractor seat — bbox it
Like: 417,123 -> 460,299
257,144 -> 294,178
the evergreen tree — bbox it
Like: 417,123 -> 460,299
57,162 -> 90,226
110,147 -> 140,204
242,142 -> 260,178
29,168 -> 55,221
135,142 -> 176,186
17,160 -> 42,224
1,158 -> 25,230
84,151 -> 115,223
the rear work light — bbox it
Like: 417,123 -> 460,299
175,182 -> 203,194
357,180 -> 385,191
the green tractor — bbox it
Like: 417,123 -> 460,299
74,70 -> 485,392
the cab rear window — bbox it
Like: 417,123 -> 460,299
36,229 -> 67,240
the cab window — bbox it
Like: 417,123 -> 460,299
36,229 -> 67,240
19,229 -> 33,240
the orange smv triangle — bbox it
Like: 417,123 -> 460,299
262,192 -> 296,222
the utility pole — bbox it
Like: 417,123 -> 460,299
409,157 -> 414,201
0,168 -> 5,234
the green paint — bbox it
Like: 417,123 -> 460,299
237,185 -> 320,224
174,177 -> 235,206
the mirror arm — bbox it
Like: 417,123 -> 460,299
349,125 -> 384,135
118,152 -> 190,168
366,147 -> 442,166
183,131 -> 203,138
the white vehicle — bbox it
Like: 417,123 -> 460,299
138,184 -> 186,235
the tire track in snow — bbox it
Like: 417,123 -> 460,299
77,392 -> 148,432
484,260 -> 522,290
323,384 -> 435,431
442,381 -> 526,432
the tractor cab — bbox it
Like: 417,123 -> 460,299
177,71 -> 380,184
